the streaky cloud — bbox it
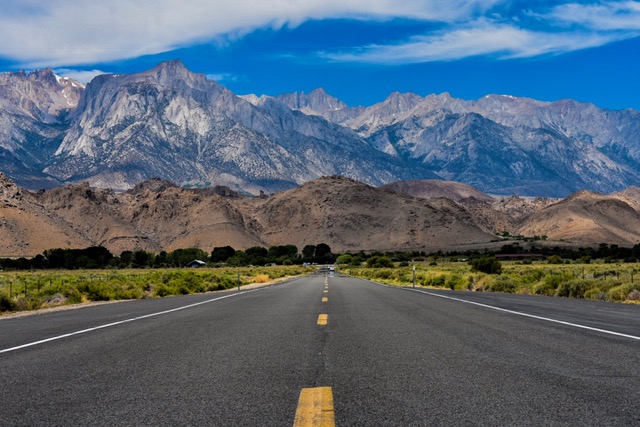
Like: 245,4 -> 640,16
546,1 -> 640,31
0,0 -> 499,67
323,20 -> 627,63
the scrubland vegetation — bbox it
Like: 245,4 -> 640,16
342,258 -> 640,304
0,265 -> 313,313
3,241 -> 640,313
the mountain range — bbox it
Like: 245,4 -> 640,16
1,60 -> 639,197
1,174 -> 639,257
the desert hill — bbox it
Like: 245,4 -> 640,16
250,176 -> 494,252
0,174 -> 639,257
0,175 -> 93,257
382,180 -> 495,203
516,190 -> 640,246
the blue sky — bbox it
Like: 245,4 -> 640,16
1,0 -> 639,110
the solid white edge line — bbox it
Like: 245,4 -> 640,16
0,290 -> 257,354
400,287 -> 640,341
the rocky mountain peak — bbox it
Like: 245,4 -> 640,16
1,60 -> 640,199
382,91 -> 422,111
276,87 -> 348,116
150,59 -> 189,75
139,59 -> 209,89
30,68 -> 58,85
0,67 -> 83,122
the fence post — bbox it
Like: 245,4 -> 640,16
412,265 -> 416,288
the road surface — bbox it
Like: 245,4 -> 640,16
1,272 -> 639,426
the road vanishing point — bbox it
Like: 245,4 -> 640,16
1,271 -> 639,426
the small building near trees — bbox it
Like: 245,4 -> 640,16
186,259 -> 207,268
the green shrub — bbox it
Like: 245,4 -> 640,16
485,275 -> 516,293
78,282 -> 116,301
64,286 -> 83,304
424,274 -> 446,288
555,279 -> 593,299
533,274 -> 566,296
469,257 -> 502,274
155,284 -> 176,297
375,269 -> 393,280
0,291 -> 15,312
366,256 -> 394,268
547,255 -> 563,264
446,274 -> 465,290
608,283 -> 640,301
584,288 -> 606,301
522,269 -> 545,284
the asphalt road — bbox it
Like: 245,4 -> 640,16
1,273 -> 639,426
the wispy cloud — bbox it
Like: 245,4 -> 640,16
324,1 -> 640,64
1,1 -> 638,68
546,1 -> 640,31
324,20 -> 626,63
0,0 -> 498,67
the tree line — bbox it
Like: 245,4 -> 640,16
0,243 -> 336,270
1,242 -> 639,271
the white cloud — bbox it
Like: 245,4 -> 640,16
55,69 -> 109,83
547,1 -> 640,31
2,1 -> 638,68
0,0 -> 499,67
323,2 -> 640,64
324,20 -> 626,63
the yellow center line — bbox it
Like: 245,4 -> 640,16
322,297 -> 328,302
323,290 -> 328,293
293,386 -> 335,427
317,314 -> 328,326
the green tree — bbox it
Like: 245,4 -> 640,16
132,250 -> 154,268
154,251 -> 168,266
547,255 -> 563,264
335,254 -> 353,265
211,246 -> 236,263
315,243 -> 332,259
227,250 -> 250,266
167,248 -> 209,267
268,245 -> 298,262
302,245 -> 316,260
246,246 -> 268,265
119,251 -> 134,268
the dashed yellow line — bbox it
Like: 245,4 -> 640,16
293,386 -> 335,427
323,290 -> 328,294
322,297 -> 328,303
317,314 -> 328,326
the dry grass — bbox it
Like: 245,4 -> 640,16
252,274 -> 271,283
